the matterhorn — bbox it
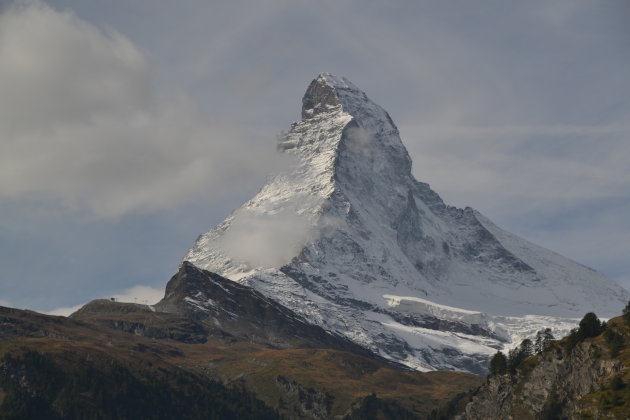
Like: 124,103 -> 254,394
183,73 -> 629,373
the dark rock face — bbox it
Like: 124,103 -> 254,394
154,262 -> 384,358
301,76 -> 341,119
275,375 -> 334,420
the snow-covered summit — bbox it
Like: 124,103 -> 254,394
184,74 -> 630,372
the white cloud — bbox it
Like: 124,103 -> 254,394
219,207 -> 313,268
0,1 -> 281,218
46,304 -> 84,317
0,1 -> 150,132
344,126 -> 374,158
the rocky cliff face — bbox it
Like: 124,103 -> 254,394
154,261 -> 382,358
71,262 -> 381,357
459,318 -> 630,419
184,73 -> 630,372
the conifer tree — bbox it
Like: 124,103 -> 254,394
489,351 -> 507,375
520,338 -> 534,357
578,312 -> 603,338
535,328 -> 555,354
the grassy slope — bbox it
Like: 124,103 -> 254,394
0,307 -> 482,419
202,348 -> 480,418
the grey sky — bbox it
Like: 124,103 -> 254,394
1,0 -> 629,313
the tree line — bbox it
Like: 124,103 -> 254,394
489,327 -> 555,376
489,301 -> 630,376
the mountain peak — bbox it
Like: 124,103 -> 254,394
301,73 -> 367,120
185,75 -> 630,372
316,72 -> 357,89
296,73 -> 411,181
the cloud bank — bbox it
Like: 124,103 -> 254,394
0,1 -> 281,219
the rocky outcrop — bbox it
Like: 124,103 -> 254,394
275,375 -> 333,420
155,262 -> 389,360
70,300 -> 210,343
459,331 -> 624,419
68,263 -> 405,366
301,75 -> 342,119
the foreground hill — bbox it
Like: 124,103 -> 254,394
0,280 -> 481,419
0,306 -> 277,420
458,310 -> 630,419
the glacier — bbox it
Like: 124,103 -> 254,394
184,73 -> 630,372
